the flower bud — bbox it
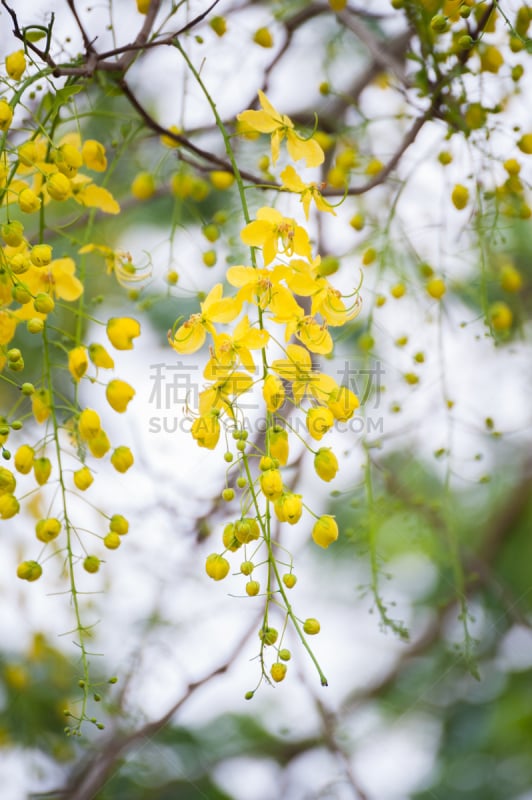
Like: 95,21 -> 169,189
205,553 -> 230,580
313,448 -> 339,482
312,515 -> 339,548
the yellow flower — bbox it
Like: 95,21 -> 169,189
311,281 -> 362,327
263,373 -> 285,412
160,124 -> 182,148
88,343 -> 115,369
237,90 -> 324,167
68,346 -> 89,382
6,50 -> 26,80
106,379 -> 135,413
191,413 -> 221,449
204,315 -> 269,379
240,207 -> 312,266
169,284 -> 241,354
272,344 -> 337,405
82,139 -> 108,171
291,315 -> 333,355
111,446 -> 134,473
280,165 -> 336,219
53,143 -> 83,177
78,408 -> 101,440
226,264 -> 292,309
327,386 -> 359,421
0,100 -> 13,131
199,371 -> 254,418
107,317 -> 141,350
306,406 -> 335,440
209,171 -> 234,190
312,515 -> 339,548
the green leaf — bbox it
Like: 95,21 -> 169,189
23,29 -> 47,43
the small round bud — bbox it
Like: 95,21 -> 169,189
270,662 -> 287,682
245,580 -> 260,596
83,555 -> 100,574
282,573 -> 297,589
303,618 -> 321,635
258,627 -> 278,646
240,560 -> 254,576
279,649 -> 291,661
222,488 -> 235,501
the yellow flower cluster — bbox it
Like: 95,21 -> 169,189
169,92 -> 362,687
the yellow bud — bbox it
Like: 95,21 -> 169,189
68,346 -> 89,382
253,27 -> 274,48
106,379 -> 135,413
82,139 -> 107,171
47,172 -> 71,201
260,468 -> 283,500
33,293 -> 55,314
269,427 -> 289,466
327,386 -> 359,422
234,518 -> 260,544
209,170 -> 234,190
451,184 -> 469,210
205,553 -> 230,580
312,515 -> 339,548
54,143 -> 83,177
73,466 -> 93,490
83,555 -> 100,573
161,125 -> 182,148
245,580 -> 260,596
306,407 -> 335,441
2,220 -> 25,247
33,457 -> 52,486
223,522 -> 242,551
19,188 -> 41,214
329,0 -> 347,9
131,172 -> 155,200
36,518 -> 61,543
88,343 -> 114,369
110,446 -> 134,473
489,302 -> 513,332
303,617 -> 321,635
270,662 -> 287,682
274,493 -> 303,525
87,429 -> 111,458
500,264 -> 523,293
263,373 -> 285,413
390,283 -> 406,299
32,389 -> 51,424
0,99 -> 13,131
314,448 -> 339,482
78,408 -> 101,440
136,0 -> 150,13
191,414 -> 220,449
15,444 -> 34,474
17,560 -> 42,581
110,514 -> 129,534
426,277 -> 446,299
106,317 -> 141,350
5,50 -> 26,81
104,532 -> 121,549
518,133 -> 532,155
0,493 -> 19,519
210,16 -> 227,36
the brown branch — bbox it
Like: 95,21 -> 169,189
58,616 -> 260,800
